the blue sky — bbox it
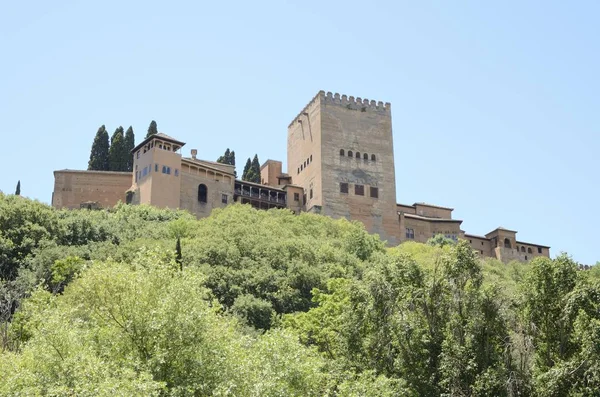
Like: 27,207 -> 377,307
1,1 -> 598,264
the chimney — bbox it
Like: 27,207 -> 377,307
191,149 -> 197,160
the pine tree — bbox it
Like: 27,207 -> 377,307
15,180 -> 20,196
242,158 -> 252,181
109,126 -> 126,171
146,120 -> 158,139
124,126 -> 135,172
250,154 -> 261,183
88,125 -> 110,171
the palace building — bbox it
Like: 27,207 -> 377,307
52,90 -> 550,263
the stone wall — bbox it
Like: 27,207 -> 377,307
52,170 -> 132,209
179,167 -> 234,218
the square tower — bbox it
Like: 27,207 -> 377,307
287,91 -> 399,244
130,133 -> 185,209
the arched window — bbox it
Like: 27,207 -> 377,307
371,154 -> 376,161
340,149 -> 345,156
504,238 -> 511,248
520,246 -> 525,252
363,153 -> 368,160
527,247 -> 532,254
356,152 -> 360,158
198,184 -> 207,203
348,151 -> 353,157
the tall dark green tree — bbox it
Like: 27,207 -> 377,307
88,125 -> 110,171
15,181 -> 20,196
145,120 -> 158,139
176,237 -> 183,271
217,148 -> 237,177
242,158 -> 252,182
124,126 -> 135,172
250,154 -> 261,183
109,127 -> 127,171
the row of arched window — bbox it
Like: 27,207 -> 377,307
339,149 -> 376,162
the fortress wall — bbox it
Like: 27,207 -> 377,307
52,170 -> 132,209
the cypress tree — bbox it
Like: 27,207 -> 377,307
217,149 -> 231,165
217,149 -> 237,177
242,158 -> 252,181
15,180 -> 20,196
124,126 -> 135,172
176,237 -> 183,271
109,126 -> 126,171
88,125 -> 110,171
230,150 -> 237,177
250,154 -> 261,183
146,120 -> 158,139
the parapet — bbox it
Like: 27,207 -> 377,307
288,90 -> 391,128
322,91 -> 391,112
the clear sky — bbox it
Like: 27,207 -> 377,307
1,1 -> 598,264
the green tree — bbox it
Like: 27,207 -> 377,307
250,154 -> 261,183
427,234 -> 456,247
145,120 -> 158,139
242,158 -> 252,181
175,237 -> 182,271
109,126 -> 127,171
14,181 -> 20,196
88,125 -> 110,171
124,126 -> 135,172
217,148 -> 237,177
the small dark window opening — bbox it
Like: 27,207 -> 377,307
525,255 -> 528,260
480,250 -> 483,254
469,239 -> 472,243
521,246 -> 526,252
406,228 -> 414,239
355,184 -> 364,196
198,184 -> 208,203
363,153 -> 368,160
309,189 -> 313,199
356,152 -> 360,158
538,247 -> 542,254
348,151 -> 353,157
340,182 -> 348,193
310,155 -> 312,162
222,194 -> 228,204
294,192 -> 299,201
371,154 -> 376,161
481,241 -> 484,245
504,238 -> 511,248
527,247 -> 532,254
370,186 -> 378,198
340,149 -> 345,156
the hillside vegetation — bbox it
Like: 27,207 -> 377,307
1,192 -> 599,396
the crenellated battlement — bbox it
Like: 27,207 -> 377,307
322,91 -> 391,112
288,90 -> 391,128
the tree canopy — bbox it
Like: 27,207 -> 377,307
0,193 -> 598,396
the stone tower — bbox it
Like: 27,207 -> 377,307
130,133 -> 185,209
287,91 -> 399,244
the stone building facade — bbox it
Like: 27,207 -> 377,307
52,90 -> 550,263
